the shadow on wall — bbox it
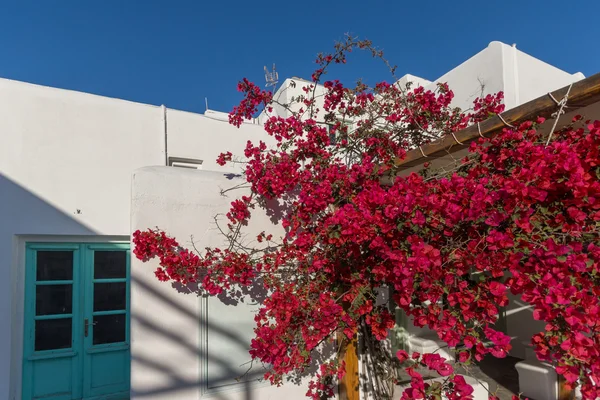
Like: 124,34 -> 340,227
129,168 -> 336,400
131,276 -> 267,400
505,294 -> 546,360
131,277 -> 335,400
0,173 -> 97,235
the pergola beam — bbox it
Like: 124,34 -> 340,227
395,72 -> 600,170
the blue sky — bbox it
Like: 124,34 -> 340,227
0,1 -> 598,114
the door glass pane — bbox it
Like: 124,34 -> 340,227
93,314 -> 125,345
94,251 -> 126,279
36,251 -> 73,281
36,284 -> 72,315
35,318 -> 72,351
93,282 -> 126,311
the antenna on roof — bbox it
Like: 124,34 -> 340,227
264,63 -> 279,88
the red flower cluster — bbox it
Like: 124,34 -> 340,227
133,37 -> 600,398
229,78 -> 273,127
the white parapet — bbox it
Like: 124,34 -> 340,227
407,335 -> 455,362
515,360 -> 557,400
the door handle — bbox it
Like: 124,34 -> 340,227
84,318 -> 97,337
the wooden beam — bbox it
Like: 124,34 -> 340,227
338,333 -> 359,400
558,375 -> 574,400
395,72 -> 600,170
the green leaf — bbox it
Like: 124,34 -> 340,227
586,259 -> 594,267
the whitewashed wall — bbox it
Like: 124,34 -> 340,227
0,78 -> 165,235
0,78 -> 268,399
427,41 -> 583,112
0,78 -> 165,399
515,48 -> 585,106
167,108 -> 271,173
130,166 -> 316,399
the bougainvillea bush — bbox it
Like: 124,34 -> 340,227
133,37 -> 600,399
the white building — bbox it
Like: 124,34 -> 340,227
0,41 -> 585,400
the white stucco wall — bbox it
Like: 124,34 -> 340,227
514,49 -> 585,105
429,41 -> 583,112
0,78 -> 165,235
0,78 -> 166,399
0,78 -> 270,399
130,167 -> 315,399
166,108 -> 272,173
429,41 -> 507,111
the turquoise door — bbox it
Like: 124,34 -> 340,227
23,243 -> 130,400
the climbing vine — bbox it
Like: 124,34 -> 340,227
133,36 -> 600,399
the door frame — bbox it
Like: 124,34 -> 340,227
11,235 -> 129,400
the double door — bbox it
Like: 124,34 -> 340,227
23,243 -> 130,400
